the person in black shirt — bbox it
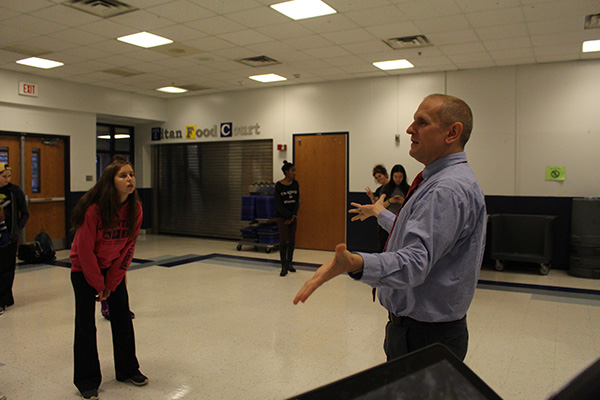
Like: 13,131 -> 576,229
274,160 -> 299,277
0,163 -> 30,315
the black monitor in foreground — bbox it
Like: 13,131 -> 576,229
287,343 -> 503,400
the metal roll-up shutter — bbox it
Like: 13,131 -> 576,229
157,140 -> 273,239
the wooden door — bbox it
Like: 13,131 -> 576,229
0,134 -> 66,249
294,133 -> 347,250
24,137 -> 66,248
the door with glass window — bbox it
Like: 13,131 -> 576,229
0,133 -> 67,249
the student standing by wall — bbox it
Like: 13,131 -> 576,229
69,157 -> 146,400
0,163 -> 29,316
275,160 -> 300,277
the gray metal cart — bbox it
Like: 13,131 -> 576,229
490,214 -> 556,275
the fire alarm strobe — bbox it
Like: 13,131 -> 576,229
277,144 -> 287,151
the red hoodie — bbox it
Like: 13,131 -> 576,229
70,202 -> 142,293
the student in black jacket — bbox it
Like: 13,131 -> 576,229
274,160 -> 299,277
0,163 -> 30,315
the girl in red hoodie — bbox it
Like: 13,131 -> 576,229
70,157 -> 146,400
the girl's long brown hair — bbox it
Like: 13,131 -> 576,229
71,157 -> 140,239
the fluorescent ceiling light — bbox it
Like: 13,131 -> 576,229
156,86 -> 188,93
270,0 -> 336,20
117,31 -> 173,48
373,59 -> 415,70
249,73 -> 287,83
16,57 -> 63,69
582,39 -> 600,53
98,134 -> 130,139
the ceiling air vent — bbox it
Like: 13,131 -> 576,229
584,13 -> 600,30
236,55 -> 281,68
383,35 -> 432,50
61,0 -> 138,18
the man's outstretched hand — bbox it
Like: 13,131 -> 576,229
293,243 -> 364,305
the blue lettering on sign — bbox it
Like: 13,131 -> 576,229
220,122 -> 232,138
151,127 -> 161,141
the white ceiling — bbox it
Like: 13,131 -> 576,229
1,0 -> 599,98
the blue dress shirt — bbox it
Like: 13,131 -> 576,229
358,152 -> 487,322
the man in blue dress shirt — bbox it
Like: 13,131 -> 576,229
294,94 -> 487,361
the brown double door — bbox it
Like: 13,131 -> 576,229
0,134 -> 66,249
293,133 -> 347,251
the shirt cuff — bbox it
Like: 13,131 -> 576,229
356,252 -> 383,286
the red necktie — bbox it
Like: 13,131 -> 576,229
373,172 -> 424,302
383,171 -> 424,252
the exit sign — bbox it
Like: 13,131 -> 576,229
19,82 -> 38,97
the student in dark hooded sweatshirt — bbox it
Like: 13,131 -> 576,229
274,160 -> 300,277
0,163 -> 29,316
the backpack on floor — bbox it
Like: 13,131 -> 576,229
34,230 -> 56,262
18,241 -> 44,264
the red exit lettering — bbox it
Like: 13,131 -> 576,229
24,84 -> 35,94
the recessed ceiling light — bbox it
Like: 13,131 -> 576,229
16,57 -> 64,69
156,86 -> 188,93
582,39 -> 600,52
249,73 -> 287,83
373,59 -> 415,71
270,0 -> 336,21
97,135 -> 111,140
115,134 -> 130,139
117,32 -> 173,48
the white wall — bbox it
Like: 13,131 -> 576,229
2,59 -> 599,197
150,59 -> 600,198
0,69 -> 167,191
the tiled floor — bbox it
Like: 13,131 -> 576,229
1,234 -> 599,400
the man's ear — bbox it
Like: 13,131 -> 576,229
445,122 -> 463,145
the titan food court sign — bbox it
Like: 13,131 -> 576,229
152,122 -> 261,141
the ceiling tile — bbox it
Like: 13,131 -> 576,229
304,45 -> 352,59
489,48 -> 535,60
31,4 -> 101,26
475,23 -> 529,40
1,0 -> 54,13
4,14 -> 67,35
109,10 -> 177,31
147,1 -> 215,23
397,0 -> 462,19
219,29 -> 272,46
185,16 -> 247,36
78,19 -> 140,39
427,30 -> 478,45
484,36 -> 531,51
183,36 -> 238,52
527,16 -> 583,36
522,1 -> 590,21
346,5 -> 409,26
364,21 -> 422,39
48,28 -> 106,46
455,0 -> 520,13
282,35 -> 335,50
152,23 -> 207,42
189,0 -> 261,14
255,22 -> 314,40
321,28 -> 377,45
298,14 -> 359,34
439,41 -> 487,55
413,15 -> 471,34
226,6 -> 289,28
465,7 -> 525,28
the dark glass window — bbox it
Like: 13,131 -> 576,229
96,124 -> 134,179
0,147 -> 8,164
31,148 -> 41,193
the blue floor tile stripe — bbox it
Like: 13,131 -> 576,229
19,253 -> 600,300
